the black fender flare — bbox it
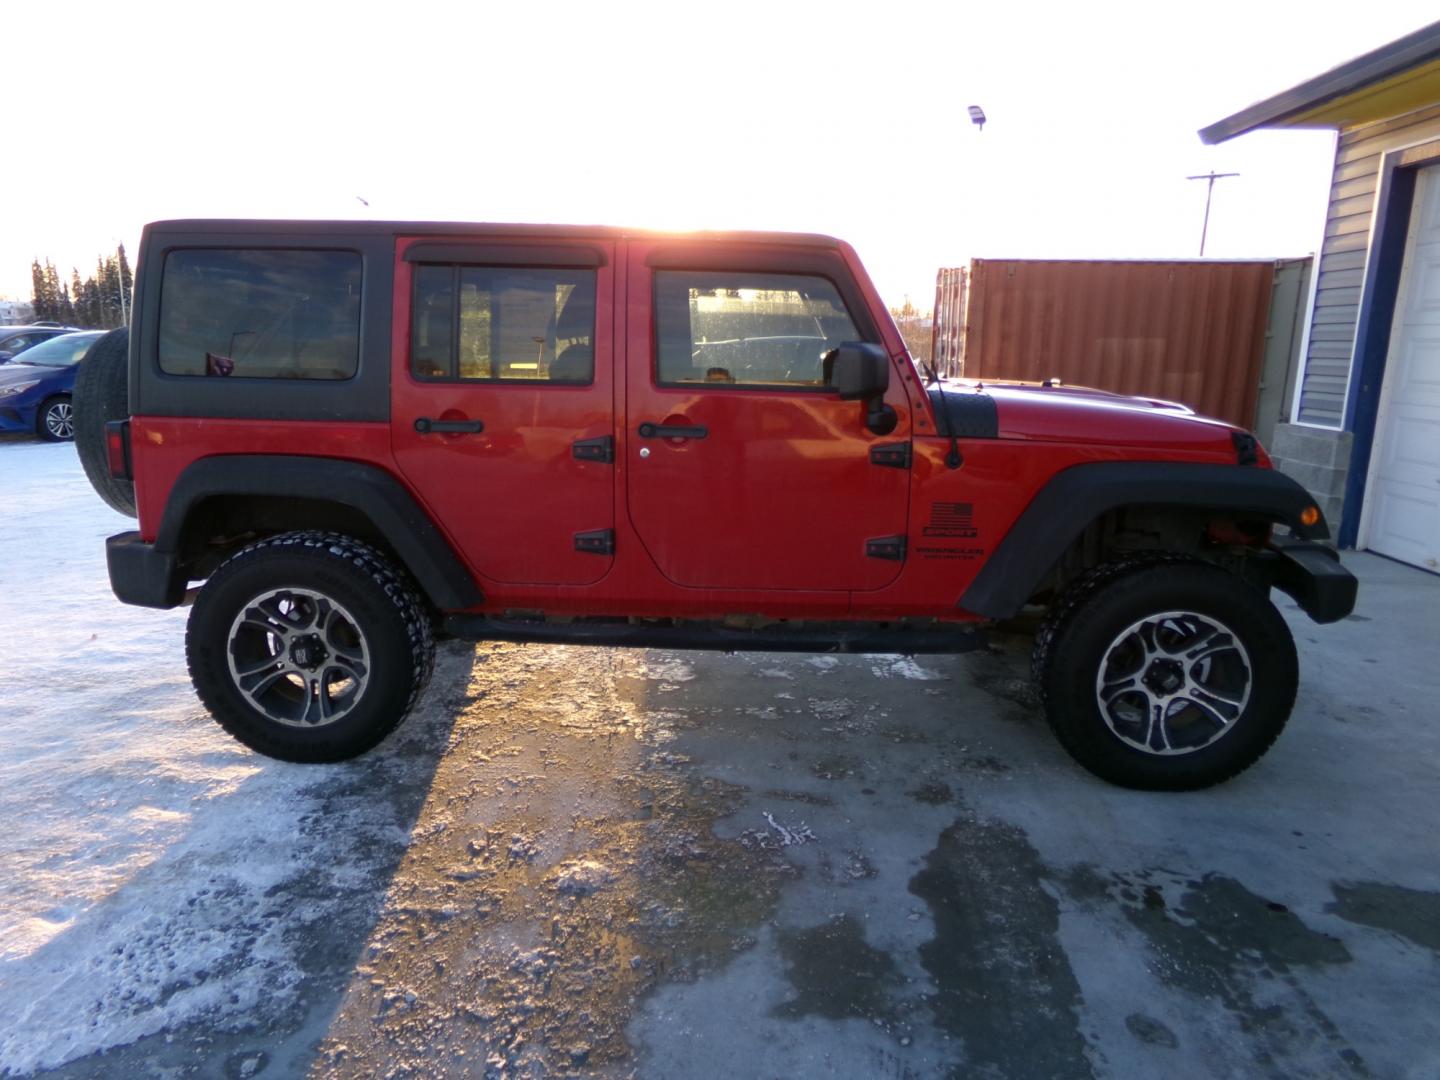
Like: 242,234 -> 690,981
153,455 -> 483,610
959,461 -> 1328,619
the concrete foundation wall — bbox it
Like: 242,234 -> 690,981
1268,422 -> 1354,539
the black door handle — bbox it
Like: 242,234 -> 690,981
415,417 -> 484,435
637,422 -> 708,440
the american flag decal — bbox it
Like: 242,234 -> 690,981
923,502 -> 978,538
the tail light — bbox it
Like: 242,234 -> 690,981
105,420 -> 132,480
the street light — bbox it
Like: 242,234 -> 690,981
968,105 -> 986,132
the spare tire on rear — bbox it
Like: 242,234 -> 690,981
73,326 -> 137,517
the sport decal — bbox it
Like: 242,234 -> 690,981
916,545 -> 984,561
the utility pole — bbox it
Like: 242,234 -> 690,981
1186,171 -> 1239,256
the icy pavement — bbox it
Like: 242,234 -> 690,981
3,438 -> 1440,1079
0,441 -> 461,1072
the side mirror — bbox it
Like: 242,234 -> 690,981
825,342 -> 890,401
824,342 -> 897,435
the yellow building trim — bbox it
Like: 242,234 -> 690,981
1284,57 -> 1440,130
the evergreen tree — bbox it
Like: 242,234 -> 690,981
98,256 -> 117,328
30,260 -> 48,322
27,245 -> 136,327
84,276 -> 103,329
32,259 -> 63,322
95,258 -> 108,326
43,261 -> 64,323
71,269 -> 89,327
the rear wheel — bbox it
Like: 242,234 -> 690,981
37,395 -> 74,441
186,532 -> 435,762
1034,559 -> 1297,790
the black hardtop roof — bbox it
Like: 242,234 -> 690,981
143,219 -> 846,249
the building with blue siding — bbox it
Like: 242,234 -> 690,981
1202,20 -> 1440,573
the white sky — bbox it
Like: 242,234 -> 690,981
2,0 -> 1436,309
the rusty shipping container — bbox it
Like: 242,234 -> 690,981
953,259 -> 1278,428
931,266 -> 968,377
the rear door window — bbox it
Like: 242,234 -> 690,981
158,249 -> 362,379
409,265 -> 595,384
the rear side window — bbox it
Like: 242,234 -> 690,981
654,271 -> 859,388
410,265 -> 595,384
158,250 -> 362,379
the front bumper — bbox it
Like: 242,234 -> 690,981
106,532 -> 186,609
1260,538 -> 1358,624
0,404 -> 35,432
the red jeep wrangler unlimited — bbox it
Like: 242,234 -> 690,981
73,220 -> 1356,790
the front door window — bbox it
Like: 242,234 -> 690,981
654,271 -> 857,389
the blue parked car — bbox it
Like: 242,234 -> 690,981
0,330 -> 105,440
0,324 -> 84,363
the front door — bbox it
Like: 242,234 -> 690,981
391,237 -> 617,586
1364,165 -> 1440,573
624,241 -> 911,592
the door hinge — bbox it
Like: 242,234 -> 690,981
865,535 -> 907,561
574,529 -> 615,555
869,442 -> 911,469
572,435 -> 614,463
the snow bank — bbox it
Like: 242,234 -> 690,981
0,443 -> 446,1073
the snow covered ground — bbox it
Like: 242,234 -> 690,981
0,441 -> 461,1074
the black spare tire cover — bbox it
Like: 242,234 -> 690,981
73,326 -> 137,517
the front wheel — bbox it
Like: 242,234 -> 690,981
186,532 -> 435,762
1034,560 -> 1298,790
38,396 -> 74,441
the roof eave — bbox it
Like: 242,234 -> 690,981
1198,19 -> 1440,144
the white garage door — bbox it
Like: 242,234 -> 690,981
1363,164 -> 1440,573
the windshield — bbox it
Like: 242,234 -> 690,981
13,332 -> 103,367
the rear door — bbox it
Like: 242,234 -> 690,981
624,240 -> 911,592
390,237 -> 617,586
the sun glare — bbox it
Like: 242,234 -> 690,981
1,2 -> 1436,308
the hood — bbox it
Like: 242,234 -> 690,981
0,361 -> 48,387
933,379 -> 1262,460
0,359 -> 69,392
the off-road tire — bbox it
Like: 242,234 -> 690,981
1035,558 -> 1297,790
37,395 -> 74,441
186,532 -> 435,762
72,326 -> 136,515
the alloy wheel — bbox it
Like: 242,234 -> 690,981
45,400 -> 74,439
1094,610 -> 1252,755
225,587 -> 371,727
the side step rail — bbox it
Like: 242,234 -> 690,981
442,616 -> 988,654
